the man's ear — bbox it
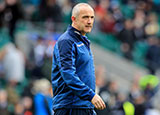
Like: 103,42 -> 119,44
71,16 -> 76,22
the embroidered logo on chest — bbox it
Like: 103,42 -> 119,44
77,43 -> 84,47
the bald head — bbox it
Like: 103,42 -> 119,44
72,3 -> 94,18
71,3 -> 95,35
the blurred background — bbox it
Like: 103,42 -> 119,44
0,0 -> 160,115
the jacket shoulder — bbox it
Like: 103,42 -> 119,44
57,32 -> 76,50
58,31 -> 76,45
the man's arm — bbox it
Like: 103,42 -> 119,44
58,39 -> 106,109
58,39 -> 95,101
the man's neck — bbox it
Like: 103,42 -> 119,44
71,24 -> 86,36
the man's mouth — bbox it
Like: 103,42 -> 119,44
86,26 -> 92,28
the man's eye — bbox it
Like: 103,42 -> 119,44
91,16 -> 94,19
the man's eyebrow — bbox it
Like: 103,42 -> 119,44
82,15 -> 94,18
82,16 -> 89,18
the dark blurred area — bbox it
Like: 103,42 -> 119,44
0,0 -> 160,115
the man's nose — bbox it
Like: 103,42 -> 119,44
87,18 -> 92,24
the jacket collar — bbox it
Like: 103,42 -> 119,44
67,25 -> 81,37
67,25 -> 90,47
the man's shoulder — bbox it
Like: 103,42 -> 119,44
58,31 -> 75,44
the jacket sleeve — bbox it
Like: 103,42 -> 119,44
58,39 -> 95,101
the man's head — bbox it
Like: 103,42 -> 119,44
71,3 -> 95,36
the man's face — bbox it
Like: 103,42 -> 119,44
73,7 -> 95,35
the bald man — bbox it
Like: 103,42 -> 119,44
51,3 -> 106,115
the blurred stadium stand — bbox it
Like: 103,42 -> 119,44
91,43 -> 160,110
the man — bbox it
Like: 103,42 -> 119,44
51,3 -> 106,115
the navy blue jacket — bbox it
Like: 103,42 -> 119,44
51,26 -> 96,110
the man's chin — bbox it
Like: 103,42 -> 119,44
85,29 -> 92,33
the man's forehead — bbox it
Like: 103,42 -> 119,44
79,5 -> 94,11
79,7 -> 94,15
